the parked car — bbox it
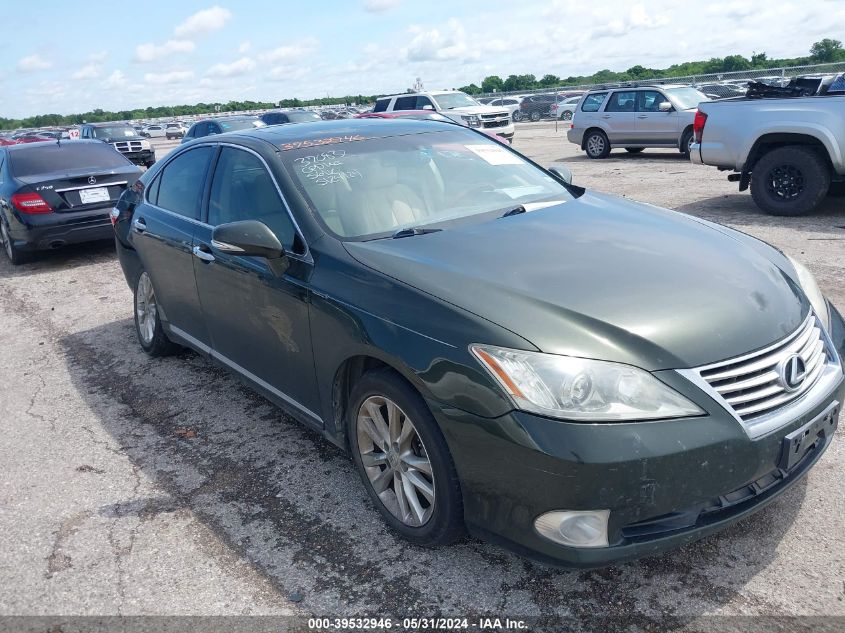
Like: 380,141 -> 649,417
141,125 -> 166,138
519,93 -> 558,122
374,90 -> 514,142
181,116 -> 265,143
695,83 -> 747,100
568,85 -> 709,158
165,123 -> 188,140
356,109 -> 511,143
690,91 -> 845,216
486,96 -> 523,122
111,118 -> 843,567
78,123 -> 156,167
549,96 -> 582,121
260,110 -> 323,125
0,140 -> 142,264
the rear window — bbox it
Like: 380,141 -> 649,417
286,111 -> 322,123
9,143 -> 131,177
581,93 -> 607,112
219,119 -> 264,132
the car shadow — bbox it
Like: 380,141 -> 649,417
560,151 -> 690,163
0,239 -> 116,281
675,194 -> 845,231
57,317 -> 810,626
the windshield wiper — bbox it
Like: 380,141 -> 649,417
501,205 -> 526,218
392,227 -> 442,239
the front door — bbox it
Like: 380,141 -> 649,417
635,90 -> 680,144
192,145 -> 321,421
131,145 -> 214,347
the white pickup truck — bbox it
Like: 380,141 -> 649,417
373,90 -> 515,142
690,95 -> 845,215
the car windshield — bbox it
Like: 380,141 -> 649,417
281,128 -> 573,240
10,143 -> 131,177
93,125 -> 136,139
287,112 -> 323,123
431,93 -> 480,110
219,119 -> 265,131
665,87 -> 708,110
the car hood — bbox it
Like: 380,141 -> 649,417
343,192 -> 806,370
103,135 -> 146,142
444,105 -> 508,116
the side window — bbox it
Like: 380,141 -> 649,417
184,125 -> 195,138
606,91 -> 637,112
209,123 -> 221,135
580,93 -> 607,112
415,96 -> 434,110
373,98 -> 389,113
637,90 -> 664,112
156,146 -> 213,219
208,147 -> 297,251
0,153 -> 5,184
394,96 -> 417,110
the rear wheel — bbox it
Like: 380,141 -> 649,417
530,111 -> 541,122
561,110 -> 573,121
349,370 -> 464,546
584,130 -> 611,159
1,220 -> 29,265
134,270 -> 179,356
680,128 -> 694,158
750,146 -> 830,216
512,111 -> 523,122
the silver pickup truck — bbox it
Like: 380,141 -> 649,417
690,95 -> 845,215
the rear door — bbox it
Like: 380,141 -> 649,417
635,90 -> 678,144
130,145 -> 214,347
602,91 -> 638,144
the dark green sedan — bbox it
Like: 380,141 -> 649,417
112,119 -> 844,567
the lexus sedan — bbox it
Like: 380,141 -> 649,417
112,119 -> 844,567
1,140 -> 141,264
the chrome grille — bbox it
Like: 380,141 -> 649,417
696,314 -> 828,420
113,141 -> 143,153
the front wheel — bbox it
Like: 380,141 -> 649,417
584,130 -> 611,159
530,111 -> 541,122
750,146 -> 830,216
348,370 -> 464,546
134,270 -> 179,356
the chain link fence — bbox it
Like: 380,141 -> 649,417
481,61 -> 845,120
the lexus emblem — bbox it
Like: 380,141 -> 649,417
88,176 -> 97,185
779,354 -> 807,392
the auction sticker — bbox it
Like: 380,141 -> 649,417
464,144 -> 522,165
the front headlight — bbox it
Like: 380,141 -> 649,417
461,115 -> 481,127
786,255 -> 830,332
140,139 -> 151,150
471,345 -> 704,421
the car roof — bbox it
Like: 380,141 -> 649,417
223,118 -> 456,146
194,116 -> 259,123
4,138 -> 102,151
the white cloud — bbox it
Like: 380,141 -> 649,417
259,38 -> 319,63
206,57 -> 256,77
405,19 -> 476,62
71,63 -> 101,80
363,0 -> 400,12
592,3 -> 669,38
104,70 -> 127,89
144,70 -> 195,84
135,39 -> 196,62
88,51 -> 109,63
174,6 -> 232,37
706,1 -> 756,18
17,54 -> 52,72
268,66 -> 311,82
238,40 -> 251,53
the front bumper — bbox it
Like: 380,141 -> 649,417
121,149 -> 155,166
431,305 -> 845,567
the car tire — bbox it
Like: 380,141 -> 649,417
512,111 -> 523,122
750,146 -> 831,216
584,130 -> 611,159
625,148 -> 644,154
561,110 -> 573,121
144,160 -> 156,168
530,111 -> 541,122
1,219 -> 29,265
680,128 -> 694,158
134,270 -> 179,356
348,369 -> 464,547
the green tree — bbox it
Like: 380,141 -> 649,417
481,75 -> 504,93
751,51 -> 768,67
810,38 -> 844,62
721,54 -> 752,72
538,74 -> 560,87
458,83 -> 482,94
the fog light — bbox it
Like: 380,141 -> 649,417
534,510 -> 610,548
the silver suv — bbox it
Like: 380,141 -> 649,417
567,85 -> 708,159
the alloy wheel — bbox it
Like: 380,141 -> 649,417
136,272 -> 158,345
356,395 -> 435,527
767,165 -> 804,200
587,134 -> 605,156
562,110 -> 573,121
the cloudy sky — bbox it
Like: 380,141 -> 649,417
2,0 -> 844,118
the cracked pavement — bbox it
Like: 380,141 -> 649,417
0,125 -> 844,628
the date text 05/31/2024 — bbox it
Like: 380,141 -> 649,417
308,617 -> 529,630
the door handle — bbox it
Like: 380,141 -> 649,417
636,115 -> 648,119
192,245 -> 215,262
601,115 -> 611,119
132,218 -> 147,233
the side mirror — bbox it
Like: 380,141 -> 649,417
421,104 -> 434,111
211,220 -> 288,275
547,164 -> 573,184
658,101 -> 673,112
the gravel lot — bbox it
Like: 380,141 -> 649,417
1,122 -> 844,629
